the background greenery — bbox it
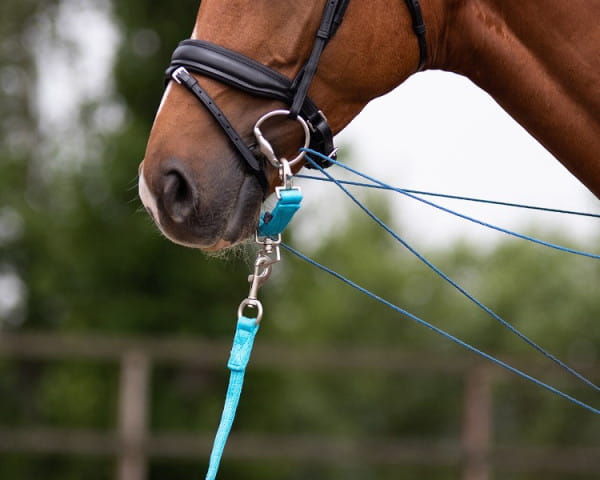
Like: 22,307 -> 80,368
1,1 -> 599,479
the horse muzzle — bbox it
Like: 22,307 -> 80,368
138,158 -> 263,250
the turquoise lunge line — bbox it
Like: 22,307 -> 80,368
205,316 -> 260,480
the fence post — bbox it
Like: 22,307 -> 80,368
116,350 -> 150,480
462,364 -> 492,480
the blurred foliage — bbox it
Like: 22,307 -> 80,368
0,0 -> 599,479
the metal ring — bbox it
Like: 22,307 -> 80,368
237,298 -> 264,323
253,109 -> 311,168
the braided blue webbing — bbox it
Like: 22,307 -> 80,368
205,316 -> 260,480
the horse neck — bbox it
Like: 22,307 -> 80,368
427,0 -> 600,197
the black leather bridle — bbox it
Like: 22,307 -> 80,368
165,0 -> 427,195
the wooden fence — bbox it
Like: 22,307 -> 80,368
0,332 -> 598,479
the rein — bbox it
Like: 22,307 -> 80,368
165,0 -> 427,195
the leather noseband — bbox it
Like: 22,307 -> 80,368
164,0 -> 426,195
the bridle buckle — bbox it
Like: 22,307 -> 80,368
171,66 -> 189,85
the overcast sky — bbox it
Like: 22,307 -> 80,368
311,71 -> 600,250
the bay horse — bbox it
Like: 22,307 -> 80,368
139,0 -> 600,251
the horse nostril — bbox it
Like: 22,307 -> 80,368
162,170 -> 196,223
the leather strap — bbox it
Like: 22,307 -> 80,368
171,67 -> 269,193
289,0 -> 350,117
404,0 -> 428,71
167,40 -> 337,167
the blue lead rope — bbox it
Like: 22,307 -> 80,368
206,316 -> 260,480
205,186 -> 302,479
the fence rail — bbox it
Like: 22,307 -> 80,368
0,332 -> 598,479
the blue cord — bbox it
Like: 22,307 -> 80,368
296,174 -> 600,219
281,243 -> 600,416
301,150 -> 600,393
205,316 -> 260,480
302,149 -> 600,261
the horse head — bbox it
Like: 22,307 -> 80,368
140,0 -> 600,250
139,0 -> 424,250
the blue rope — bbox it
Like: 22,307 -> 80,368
302,149 -> 600,261
281,243 -> 600,416
301,150 -> 600,393
297,174 -> 600,219
205,316 -> 260,480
